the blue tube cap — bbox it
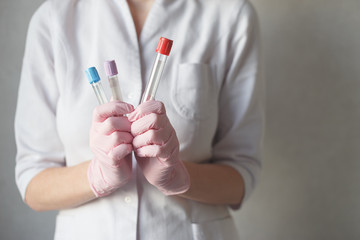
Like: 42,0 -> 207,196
85,67 -> 101,84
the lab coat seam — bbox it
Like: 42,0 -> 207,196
236,2 -> 258,62
208,0 -> 254,98
55,30 -> 70,99
210,0 -> 248,49
47,0 -> 70,98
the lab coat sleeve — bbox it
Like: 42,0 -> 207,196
212,1 -> 264,208
15,1 -> 65,201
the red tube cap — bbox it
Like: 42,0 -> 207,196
156,37 -> 173,56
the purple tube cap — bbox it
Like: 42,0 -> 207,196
104,60 -> 118,76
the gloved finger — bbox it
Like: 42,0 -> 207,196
134,145 -> 159,158
128,100 -> 165,122
91,131 -> 133,149
99,116 -> 132,135
134,132 -> 177,160
108,131 -> 134,147
135,145 -> 178,167
131,113 -> 168,136
132,127 -> 172,149
93,144 -> 132,169
93,101 -> 134,122
108,144 -> 133,166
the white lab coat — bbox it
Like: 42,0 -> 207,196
15,0 -> 264,239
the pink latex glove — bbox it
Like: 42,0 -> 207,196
128,100 -> 190,195
88,101 -> 134,197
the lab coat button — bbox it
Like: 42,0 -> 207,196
124,196 -> 132,203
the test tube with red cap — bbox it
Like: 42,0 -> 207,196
141,37 -> 173,103
104,60 -> 123,101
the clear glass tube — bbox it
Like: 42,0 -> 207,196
141,53 -> 168,103
108,75 -> 123,101
91,81 -> 108,105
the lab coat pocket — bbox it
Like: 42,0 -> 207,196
191,216 -> 239,240
172,63 -> 217,120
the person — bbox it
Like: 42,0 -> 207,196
15,0 -> 264,239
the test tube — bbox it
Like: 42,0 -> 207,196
104,60 -> 123,101
85,67 -> 108,105
141,37 -> 173,103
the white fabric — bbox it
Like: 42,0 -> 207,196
15,0 -> 264,239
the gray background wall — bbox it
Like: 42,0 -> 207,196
0,0 -> 359,239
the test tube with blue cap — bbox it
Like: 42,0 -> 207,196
104,60 -> 123,101
141,37 -> 173,103
85,67 -> 108,105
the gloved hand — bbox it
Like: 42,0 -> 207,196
88,101 -> 134,197
128,100 -> 190,195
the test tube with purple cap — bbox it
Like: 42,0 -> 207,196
104,60 -> 123,101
